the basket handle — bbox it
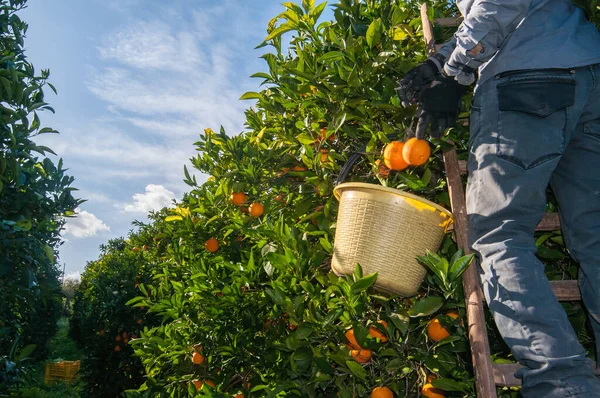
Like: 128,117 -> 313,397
335,133 -> 400,186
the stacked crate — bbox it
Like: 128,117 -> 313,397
44,360 -> 80,385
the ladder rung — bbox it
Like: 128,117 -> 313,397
434,17 -> 462,27
550,280 -> 581,301
536,213 -> 561,231
493,362 -> 600,387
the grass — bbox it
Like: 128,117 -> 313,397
13,318 -> 83,398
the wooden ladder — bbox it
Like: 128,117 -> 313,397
418,4 -> 598,397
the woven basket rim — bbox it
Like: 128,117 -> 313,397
333,182 -> 453,218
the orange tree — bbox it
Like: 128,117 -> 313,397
69,218 -> 168,397
0,0 -> 81,391
122,1 -> 477,397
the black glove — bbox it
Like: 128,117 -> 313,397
415,75 -> 466,140
396,54 -> 445,108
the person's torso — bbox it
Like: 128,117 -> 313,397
458,0 -> 600,83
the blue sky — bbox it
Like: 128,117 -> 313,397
20,0 -> 332,279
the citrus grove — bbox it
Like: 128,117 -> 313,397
69,0 -> 599,397
1,0 -> 595,397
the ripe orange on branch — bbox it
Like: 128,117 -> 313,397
345,329 -> 362,350
319,127 -> 335,143
249,202 -> 264,218
402,137 -> 431,166
350,349 -> 372,364
427,311 -> 459,342
230,192 -> 247,206
369,320 -> 389,342
422,383 -> 445,398
371,386 -> 394,398
383,141 -> 409,170
192,351 -> 205,365
205,238 -> 219,253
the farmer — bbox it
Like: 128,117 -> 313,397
397,1 -> 600,397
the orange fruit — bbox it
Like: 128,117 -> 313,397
115,335 -> 121,342
292,165 -> 307,172
369,320 -> 389,343
231,192 -> 247,206
370,386 -> 394,398
345,329 -> 362,350
427,312 -> 459,342
350,349 -> 372,364
383,141 -> 409,170
192,351 -> 205,365
319,127 -> 335,143
205,380 -> 215,387
137,319 -> 142,325
422,383 -> 445,398
320,149 -> 329,162
249,202 -> 264,218
142,244 -> 147,251
274,194 -> 286,203
402,137 -> 431,166
240,205 -> 249,213
427,374 -> 438,383
132,247 -> 139,252
114,345 -> 121,352
123,338 -> 129,344
98,329 -> 105,335
375,159 -> 390,178
191,379 -> 215,390
205,238 -> 219,253
234,394 -> 244,398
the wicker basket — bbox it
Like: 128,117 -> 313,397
332,182 -> 453,296
44,360 -> 80,385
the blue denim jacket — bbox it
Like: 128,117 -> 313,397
438,0 -> 600,85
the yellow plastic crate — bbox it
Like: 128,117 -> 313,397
44,360 -> 80,385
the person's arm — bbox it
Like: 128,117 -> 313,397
445,0 -> 534,84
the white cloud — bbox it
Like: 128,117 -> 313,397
98,21 -> 204,73
64,271 -> 81,282
123,184 -> 176,213
64,208 -> 111,238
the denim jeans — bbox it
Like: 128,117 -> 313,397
467,64 -> 600,397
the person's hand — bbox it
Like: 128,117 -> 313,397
415,75 -> 466,140
396,54 -> 445,108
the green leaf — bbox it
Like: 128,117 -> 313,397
345,360 -> 367,381
43,245 -> 54,262
366,19 -> 382,48
239,91 -> 262,100
319,51 -> 345,63
431,378 -> 470,393
408,296 -> 444,317
391,26 -> 408,41
264,22 -> 296,42
351,273 -> 378,293
308,1 -> 328,22
294,324 -> 313,340
448,253 -> 474,282
250,72 -> 272,80
296,133 -> 316,145
15,219 -> 32,231
15,344 -> 36,362
389,310 -> 410,336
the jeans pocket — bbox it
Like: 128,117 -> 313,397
496,74 -> 575,169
